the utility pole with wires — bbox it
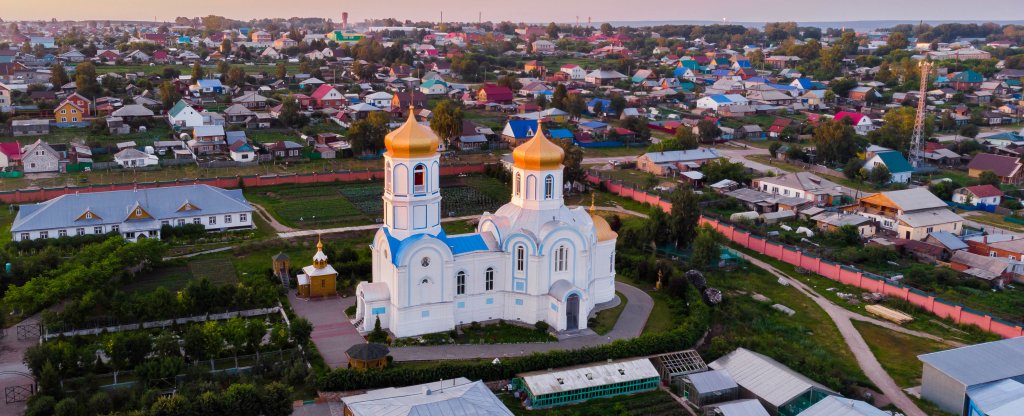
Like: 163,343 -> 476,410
909,60 -> 932,168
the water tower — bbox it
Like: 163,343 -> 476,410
342,12 -> 349,30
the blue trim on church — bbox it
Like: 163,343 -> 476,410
382,228 -> 492,267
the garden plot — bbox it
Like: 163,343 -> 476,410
187,258 -> 239,284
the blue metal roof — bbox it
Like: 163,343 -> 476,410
673,67 -> 689,77
711,69 -> 731,77
876,151 -> 913,173
767,83 -> 798,92
382,228 -> 492,267
548,129 -> 574,139
197,79 -> 223,88
709,95 -> 732,104
793,78 -> 814,89
505,119 -> 538,139
579,121 -> 608,129
735,60 -> 752,68
587,98 -> 611,108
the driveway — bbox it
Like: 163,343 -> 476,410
288,292 -> 361,368
0,318 -> 43,416
388,282 -> 653,361
738,253 -> 928,416
960,211 -> 1022,237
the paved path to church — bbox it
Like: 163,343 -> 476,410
288,292 -> 360,368
738,252 -> 928,416
0,315 -> 44,416
388,282 -> 653,362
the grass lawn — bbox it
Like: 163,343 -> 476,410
0,204 -> 13,242
852,321 -> 948,388
959,211 -> 1024,233
589,291 -> 627,335
594,168 -> 664,190
187,258 -> 239,283
442,219 -> 477,235
617,275 -> 683,335
565,189 -> 659,217
499,389 -> 686,416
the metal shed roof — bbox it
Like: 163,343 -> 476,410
796,396 -> 887,416
342,377 -> 513,416
708,348 -> 836,408
687,369 -> 738,394
918,337 -> 1024,387
520,358 -> 660,396
710,399 -> 771,416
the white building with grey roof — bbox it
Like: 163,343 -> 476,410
341,377 -> 512,416
918,336 -> 1024,416
11,185 -> 253,242
708,348 -> 837,416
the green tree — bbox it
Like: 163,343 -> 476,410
870,106 -> 930,152
978,170 -> 1001,187
844,159 -> 865,181
813,118 -> 859,165
150,395 -> 191,416
551,84 -> 568,110
278,95 -> 304,128
349,111 -> 390,154
289,317 -> 313,346
869,164 -> 892,184
226,66 -> 246,87
701,159 -> 751,184
696,120 -> 722,144
690,225 -> 721,270
368,316 -> 388,343
220,38 -> 232,54
191,61 -> 204,80
669,186 -> 701,247
429,100 -> 464,149
546,22 -> 559,39
958,123 -> 980,138
566,93 -> 586,121
106,332 -> 152,372
768,142 -> 782,158
49,63 -> 69,88
888,32 -> 909,49
275,62 -> 287,79
159,81 -> 180,110
73,61 -> 100,97
609,94 -> 626,116
557,139 -> 585,192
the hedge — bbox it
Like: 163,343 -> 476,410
316,301 -> 709,391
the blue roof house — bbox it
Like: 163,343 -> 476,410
865,150 -> 914,183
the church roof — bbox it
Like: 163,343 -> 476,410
384,108 -> 439,158
381,228 -> 496,267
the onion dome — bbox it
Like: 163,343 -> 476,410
384,107 -> 439,158
513,126 -> 564,171
313,237 -> 329,269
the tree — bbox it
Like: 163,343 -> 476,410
226,66 -> 246,87
566,94 -> 586,121
690,225 -> 720,270
844,159 -> 865,181
609,94 -> 626,116
551,84 -> 568,110
151,395 -> 191,416
668,186 -> 701,247
73,61 -> 99,97
768,142 -> 782,158
220,38 -> 232,54
871,106 -> 930,152
275,62 -> 287,79
701,159 -> 751,184
289,317 -> 313,346
278,95 -> 304,128
592,100 -> 604,116
869,164 -> 892,184
158,81 -> 180,110
958,123 -> 980,138
813,119 -> 859,165
368,316 -> 388,343
348,111 -> 390,154
600,23 -> 614,36
978,170 -> 1001,187
49,63 -> 69,88
429,100 -> 463,149
546,22 -> 559,39
105,332 -> 152,371
535,93 -> 548,109
696,120 -> 722,144
888,32 -> 909,49
216,60 -> 230,77
557,139 -> 585,192
191,61 -> 204,80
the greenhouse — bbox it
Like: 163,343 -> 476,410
512,358 -> 661,408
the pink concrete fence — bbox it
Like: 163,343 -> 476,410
586,172 -> 1024,339
0,164 -> 487,204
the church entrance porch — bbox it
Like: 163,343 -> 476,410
566,293 -> 580,331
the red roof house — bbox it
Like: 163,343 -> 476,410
0,141 -> 22,167
311,84 -> 344,109
476,84 -> 514,104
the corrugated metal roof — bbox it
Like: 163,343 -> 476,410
520,358 -> 660,396
12,185 -> 251,233
967,378 -> 1024,416
797,396 -> 886,416
687,369 -> 737,394
710,399 -> 771,416
708,348 -> 835,408
918,337 -> 1024,386
342,377 -> 513,416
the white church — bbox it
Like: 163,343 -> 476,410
354,110 -> 617,338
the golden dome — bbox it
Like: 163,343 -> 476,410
591,213 -> 618,242
512,126 -> 564,170
385,108 -> 439,158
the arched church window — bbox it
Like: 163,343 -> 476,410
544,175 -> 554,199
515,173 -> 522,196
385,162 -> 392,193
555,245 -> 568,272
485,268 -> 494,291
456,271 -> 466,295
515,246 -> 525,272
413,164 -> 426,194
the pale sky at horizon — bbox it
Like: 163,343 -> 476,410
4,0 -> 1024,24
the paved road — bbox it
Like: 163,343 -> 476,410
388,282 -> 653,361
0,317 -> 43,416
739,253 -> 928,416
960,211 -> 1022,237
716,146 -> 784,174
252,203 -> 295,233
288,292 -> 361,368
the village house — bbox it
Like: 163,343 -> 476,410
752,172 -> 850,206
311,84 -> 345,109
233,91 -> 268,109
477,84 -> 515,104
54,93 -> 92,123
966,153 -> 1024,185
560,64 -> 586,80
21,139 -> 62,173
188,125 -> 227,155
863,150 -> 914,183
833,111 -> 876,135
952,185 -> 1003,208
168,100 -> 204,128
637,149 -> 722,176
848,188 -> 963,240
267,140 -> 304,158
0,142 -> 21,169
113,148 -> 159,168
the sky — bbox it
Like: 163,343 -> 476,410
4,0 -> 1024,24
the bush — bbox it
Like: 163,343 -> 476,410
534,321 -> 549,332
